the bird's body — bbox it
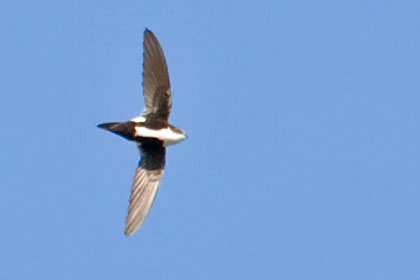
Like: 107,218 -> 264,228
98,29 -> 186,236
134,125 -> 186,147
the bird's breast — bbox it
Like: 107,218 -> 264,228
134,126 -> 186,147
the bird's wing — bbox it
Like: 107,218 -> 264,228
142,29 -> 172,123
125,139 -> 166,236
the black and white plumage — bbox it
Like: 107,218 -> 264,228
98,29 -> 187,236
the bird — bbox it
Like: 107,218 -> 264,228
98,29 -> 187,236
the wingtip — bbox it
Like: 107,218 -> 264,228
144,28 -> 152,35
144,29 -> 159,42
124,226 -> 139,237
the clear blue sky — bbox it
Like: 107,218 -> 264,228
1,0 -> 420,279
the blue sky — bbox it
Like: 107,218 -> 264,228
1,0 -> 420,279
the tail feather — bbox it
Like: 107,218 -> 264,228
97,122 -> 136,140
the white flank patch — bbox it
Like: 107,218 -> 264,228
134,127 -> 186,147
130,115 -> 146,123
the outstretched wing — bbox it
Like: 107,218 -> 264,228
142,29 -> 172,123
125,139 -> 166,236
